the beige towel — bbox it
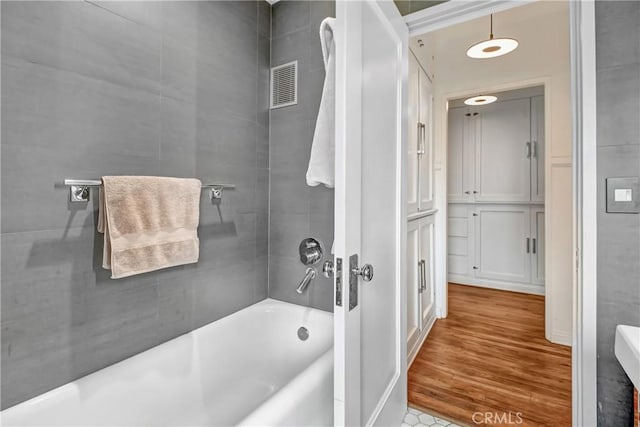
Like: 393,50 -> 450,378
98,176 -> 201,279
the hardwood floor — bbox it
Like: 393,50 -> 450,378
408,283 -> 572,427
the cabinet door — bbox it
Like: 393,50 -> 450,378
407,54 -> 420,214
406,219 -> 421,351
531,207 -> 545,285
419,215 -> 435,329
474,98 -> 532,202
531,96 -> 545,202
473,206 -> 531,283
418,69 -> 433,211
447,107 -> 472,202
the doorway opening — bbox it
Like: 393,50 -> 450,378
404,1 -> 574,425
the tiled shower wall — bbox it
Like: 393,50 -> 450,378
1,1 -> 270,409
595,1 -> 640,425
268,0 -> 335,312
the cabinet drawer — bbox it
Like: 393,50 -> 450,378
448,236 -> 468,256
448,218 -> 468,237
448,255 -> 468,275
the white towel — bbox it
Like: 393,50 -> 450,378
98,176 -> 201,279
306,17 -> 336,188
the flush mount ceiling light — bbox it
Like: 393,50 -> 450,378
466,14 -> 518,59
464,95 -> 498,106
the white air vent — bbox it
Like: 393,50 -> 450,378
270,61 -> 298,109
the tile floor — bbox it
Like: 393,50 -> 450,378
403,406 -> 463,427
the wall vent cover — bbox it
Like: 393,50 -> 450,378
270,61 -> 298,109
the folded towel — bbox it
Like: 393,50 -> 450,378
306,17 -> 336,188
98,176 -> 201,279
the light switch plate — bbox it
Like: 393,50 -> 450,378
606,177 -> 639,213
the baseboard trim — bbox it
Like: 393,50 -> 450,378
448,275 -> 545,296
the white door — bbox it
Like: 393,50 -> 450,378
334,2 -> 407,426
474,98 -> 532,202
473,206 -> 531,283
418,69 -> 433,210
531,96 -> 545,202
531,207 -> 545,285
406,220 -> 420,353
418,216 -> 434,327
407,53 -> 420,214
446,107 -> 467,202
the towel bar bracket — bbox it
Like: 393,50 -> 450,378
210,187 -> 223,201
70,185 -> 91,203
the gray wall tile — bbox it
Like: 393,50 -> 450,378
596,2 -> 640,425
271,0 -> 309,39
268,0 -> 334,312
596,64 -> 640,147
1,0 -> 270,409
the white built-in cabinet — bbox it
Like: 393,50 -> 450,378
407,215 -> 435,362
407,52 -> 434,215
447,96 -> 545,204
407,51 -> 436,364
447,93 -> 545,295
448,204 -> 545,294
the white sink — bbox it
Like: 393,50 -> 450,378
615,325 -> 640,390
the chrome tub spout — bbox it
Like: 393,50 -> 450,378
296,268 -> 317,294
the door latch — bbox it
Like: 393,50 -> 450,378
348,254 -> 374,311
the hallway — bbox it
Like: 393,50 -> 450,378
408,284 -> 572,426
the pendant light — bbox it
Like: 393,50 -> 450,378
464,95 -> 497,106
466,14 -> 518,59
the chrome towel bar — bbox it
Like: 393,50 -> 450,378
62,179 -> 235,202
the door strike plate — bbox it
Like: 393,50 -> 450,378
349,254 -> 358,311
335,258 -> 343,307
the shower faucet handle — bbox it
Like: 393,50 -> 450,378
299,238 -> 323,266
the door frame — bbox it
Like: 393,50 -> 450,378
403,1 -> 597,426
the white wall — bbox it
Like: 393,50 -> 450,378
412,1 -> 572,345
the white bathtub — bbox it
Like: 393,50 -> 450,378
1,299 -> 334,426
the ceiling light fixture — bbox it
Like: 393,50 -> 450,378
466,14 -> 518,59
464,95 -> 498,106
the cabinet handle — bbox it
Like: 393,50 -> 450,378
472,266 -> 478,270
473,190 -> 478,194
532,141 -> 537,158
421,260 -> 427,291
532,238 -> 537,254
421,123 -> 427,155
526,237 -> 530,253
464,191 -> 471,194
418,260 -> 425,292
417,123 -> 426,155
526,142 -> 531,159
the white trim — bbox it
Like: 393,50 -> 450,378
448,276 -> 545,296
570,1 -> 598,426
405,0 -> 535,36
407,209 -> 438,222
404,2 -> 598,426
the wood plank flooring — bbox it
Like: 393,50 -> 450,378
408,284 -> 572,427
